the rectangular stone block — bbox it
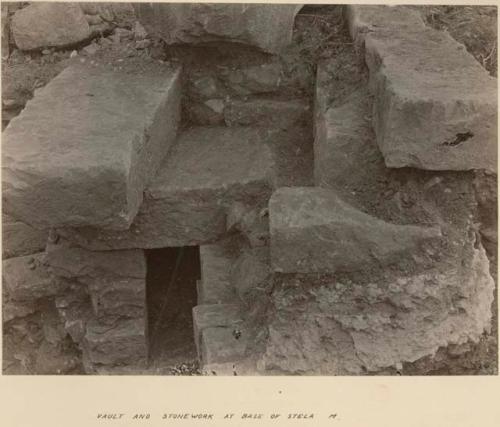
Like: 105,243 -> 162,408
198,238 -> 239,305
58,126 -> 275,250
346,5 -> 497,172
83,317 -> 148,367
201,327 -> 247,366
2,62 -> 181,230
87,277 -> 146,320
46,237 -> 146,280
192,304 -> 242,357
2,214 -> 48,259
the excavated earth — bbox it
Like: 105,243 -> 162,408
1,4 -> 498,375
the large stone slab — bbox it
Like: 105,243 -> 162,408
269,187 -> 442,274
2,253 -> 66,301
59,127 -> 275,250
135,3 -> 302,53
2,214 -> 48,259
346,5 -> 497,172
11,3 -> 91,51
2,62 -> 181,230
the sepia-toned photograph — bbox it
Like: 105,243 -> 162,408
1,2 -> 498,378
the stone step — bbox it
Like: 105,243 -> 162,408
192,304 -> 242,358
269,187 -> 442,274
346,5 -> 497,172
2,62 -> 181,230
59,126 -> 276,250
198,237 -> 240,305
224,98 -> 310,129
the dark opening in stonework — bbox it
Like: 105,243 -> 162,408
146,246 -> 201,371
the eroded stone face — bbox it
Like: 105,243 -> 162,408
269,187 -> 441,274
2,63 -> 181,230
261,242 -> 495,375
346,5 -> 497,173
135,3 -> 302,53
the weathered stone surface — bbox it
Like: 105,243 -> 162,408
46,238 -> 146,320
192,304 -> 242,357
80,2 -> 136,28
60,127 -> 275,250
87,277 -> 146,320
2,297 -> 36,323
46,238 -> 146,280
226,203 -> 269,247
314,85 -> 374,189
198,238 -> 239,305
260,242 -> 494,374
1,5 -> 9,59
224,98 -> 310,129
83,317 -> 147,367
346,5 -> 497,172
2,62 -> 181,230
135,3 -> 302,53
2,214 -> 48,259
201,327 -> 248,366
231,247 -> 271,303
11,3 -> 91,51
269,187 -> 442,274
55,286 -> 93,343
34,340 -> 82,375
220,63 -> 283,95
2,253 -> 66,301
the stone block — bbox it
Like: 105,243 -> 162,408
192,304 -> 242,357
2,253 -> 66,301
346,5 -> 497,172
83,317 -> 147,367
269,187 -> 442,274
201,327 -> 247,366
46,237 -> 146,280
135,3 -> 302,53
231,246 -> 271,303
59,127 -> 275,250
198,238 -> 239,305
11,3 -> 91,51
314,85 -> 375,189
87,277 -> 146,320
2,62 -> 181,230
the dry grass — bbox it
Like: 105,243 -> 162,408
419,5 -> 497,76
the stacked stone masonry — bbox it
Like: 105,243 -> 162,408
1,4 -> 497,375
